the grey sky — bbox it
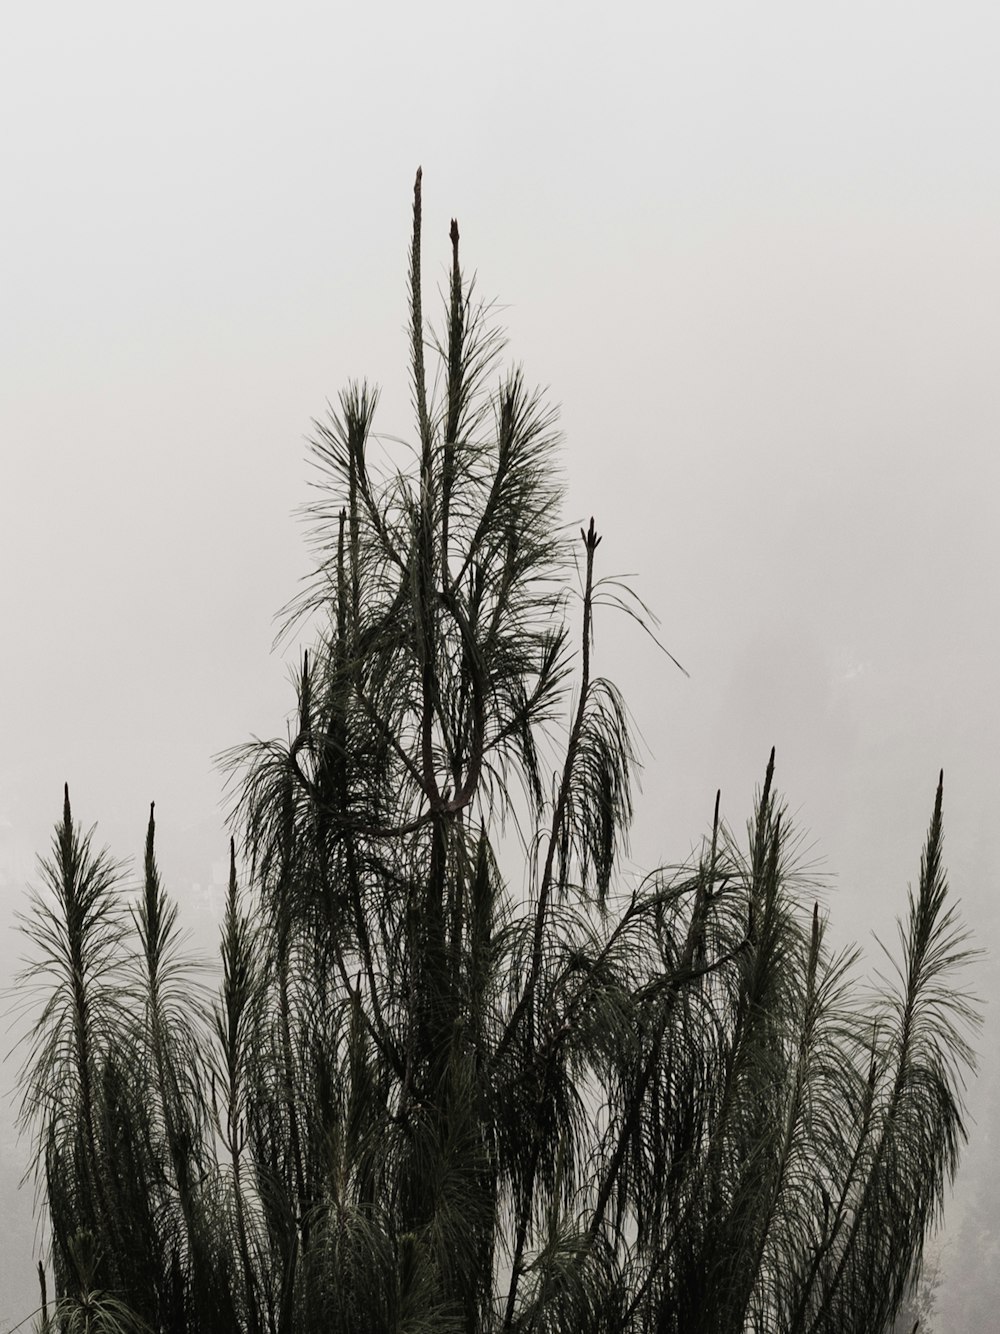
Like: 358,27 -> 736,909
2,1 -> 998,1324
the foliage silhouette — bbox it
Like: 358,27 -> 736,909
14,172 -> 978,1334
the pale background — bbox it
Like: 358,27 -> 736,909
2,2 -> 998,1326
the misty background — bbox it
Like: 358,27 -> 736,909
2,2 -> 998,1326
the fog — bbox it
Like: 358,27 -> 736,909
2,2 -> 998,1326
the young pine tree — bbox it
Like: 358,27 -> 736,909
15,172 -> 978,1334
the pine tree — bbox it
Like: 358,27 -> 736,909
14,172 -> 979,1334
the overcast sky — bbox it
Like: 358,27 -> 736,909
2,1 -> 999,1325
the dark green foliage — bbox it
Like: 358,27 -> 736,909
14,174 -> 978,1333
